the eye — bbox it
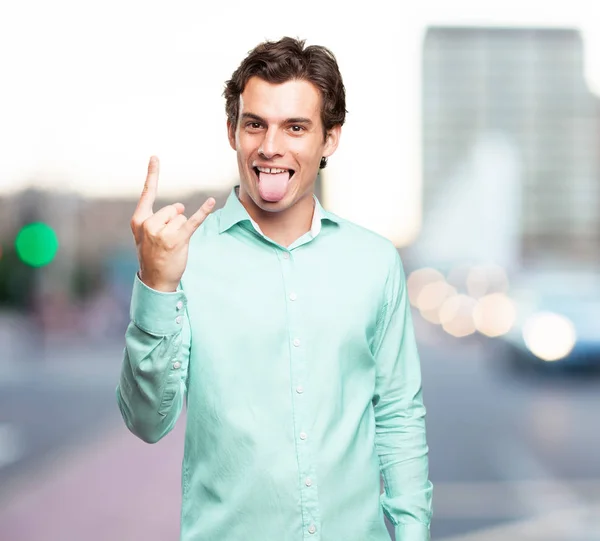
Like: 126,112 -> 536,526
290,125 -> 305,133
245,122 -> 263,130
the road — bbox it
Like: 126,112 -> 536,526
0,322 -> 599,540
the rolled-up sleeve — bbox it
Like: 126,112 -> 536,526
116,272 -> 191,444
371,249 -> 433,541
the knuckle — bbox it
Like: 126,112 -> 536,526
162,238 -> 177,251
130,217 -> 142,232
142,222 -> 158,239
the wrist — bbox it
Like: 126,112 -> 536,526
138,271 -> 178,293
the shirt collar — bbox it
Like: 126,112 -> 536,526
218,185 -> 340,236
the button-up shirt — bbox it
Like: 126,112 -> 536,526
116,186 -> 433,541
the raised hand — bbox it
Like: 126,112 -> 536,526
130,156 -> 215,292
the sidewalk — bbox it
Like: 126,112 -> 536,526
0,316 -> 188,540
0,413 -> 186,541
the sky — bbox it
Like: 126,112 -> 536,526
0,0 -> 598,244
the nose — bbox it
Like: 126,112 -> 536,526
258,127 -> 284,160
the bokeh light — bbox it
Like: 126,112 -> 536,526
417,281 -> 456,314
439,294 -> 477,337
522,312 -> 577,361
407,267 -> 445,307
473,293 -> 517,337
410,264 -> 515,338
446,264 -> 472,292
15,222 -> 59,267
466,264 -> 510,298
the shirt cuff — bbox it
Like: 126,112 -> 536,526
130,272 -> 187,336
395,522 -> 430,541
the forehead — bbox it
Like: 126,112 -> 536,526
239,77 -> 322,122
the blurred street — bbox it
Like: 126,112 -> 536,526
1,4 -> 600,540
1,319 -> 599,541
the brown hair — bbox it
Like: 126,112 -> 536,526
224,36 -> 347,169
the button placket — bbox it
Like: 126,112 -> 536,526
279,248 -> 321,536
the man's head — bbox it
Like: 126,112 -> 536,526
224,37 -> 346,211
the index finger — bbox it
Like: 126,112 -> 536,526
134,156 -> 160,219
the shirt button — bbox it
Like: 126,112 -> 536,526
296,385 -> 304,394
175,316 -> 182,325
308,524 -> 316,534
305,477 -> 312,487
173,361 -> 181,369
176,301 -> 184,311
299,432 -> 307,440
283,252 -> 290,259
293,338 -> 301,347
289,292 -> 297,301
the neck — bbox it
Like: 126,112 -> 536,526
237,186 -> 315,247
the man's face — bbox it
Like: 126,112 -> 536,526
227,76 -> 340,212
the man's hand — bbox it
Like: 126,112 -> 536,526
130,156 -> 215,292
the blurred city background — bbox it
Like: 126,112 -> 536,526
1,2 -> 599,540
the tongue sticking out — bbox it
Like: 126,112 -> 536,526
258,171 -> 290,202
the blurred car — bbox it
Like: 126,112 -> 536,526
499,269 -> 600,372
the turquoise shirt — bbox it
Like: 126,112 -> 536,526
116,187 -> 433,541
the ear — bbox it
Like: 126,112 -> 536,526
227,120 -> 237,151
322,125 -> 341,158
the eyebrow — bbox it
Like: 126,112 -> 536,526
241,113 -> 314,126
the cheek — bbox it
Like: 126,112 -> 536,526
295,147 -> 322,169
238,136 -> 259,160
290,141 -> 321,165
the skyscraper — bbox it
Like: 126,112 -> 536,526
421,26 -> 600,267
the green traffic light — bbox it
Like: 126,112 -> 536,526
15,222 -> 59,267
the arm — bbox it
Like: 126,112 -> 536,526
115,273 -> 191,444
118,155 -> 213,444
372,249 -> 433,541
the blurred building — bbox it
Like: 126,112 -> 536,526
0,187 -> 229,308
420,26 -> 600,269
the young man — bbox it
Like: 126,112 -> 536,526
117,37 -> 433,541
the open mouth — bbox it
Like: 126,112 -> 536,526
253,166 -> 296,179
252,165 -> 297,202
